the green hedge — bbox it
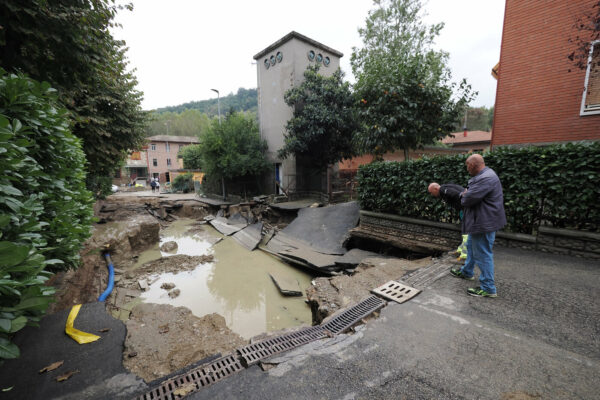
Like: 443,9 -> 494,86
172,173 -> 194,193
357,142 -> 600,234
0,70 -> 94,360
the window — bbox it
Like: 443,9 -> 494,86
153,159 -> 158,167
165,142 -> 170,152
151,144 -> 156,151
167,158 -> 172,167
581,40 -> 600,115
179,144 -> 184,150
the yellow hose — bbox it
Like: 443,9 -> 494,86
65,304 -> 101,344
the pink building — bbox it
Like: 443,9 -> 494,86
147,135 -> 199,183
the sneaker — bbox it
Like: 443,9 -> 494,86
449,268 -> 474,280
467,287 -> 497,298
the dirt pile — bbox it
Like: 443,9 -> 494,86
123,303 -> 246,382
48,215 -> 160,313
306,256 -> 431,324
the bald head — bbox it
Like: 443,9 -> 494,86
466,154 -> 485,176
428,182 -> 441,197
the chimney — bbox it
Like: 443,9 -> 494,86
463,128 -> 467,137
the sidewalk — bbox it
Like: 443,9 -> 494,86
190,247 -> 600,400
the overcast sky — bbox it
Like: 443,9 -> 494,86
113,0 -> 506,111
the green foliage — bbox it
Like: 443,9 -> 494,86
172,173 -> 194,193
0,0 -> 149,195
357,142 -> 600,233
179,145 -> 203,170
279,65 -> 360,171
351,0 -> 474,158
146,109 -> 211,138
453,106 -> 494,132
155,88 -> 258,116
0,70 -> 94,360
198,112 -> 270,181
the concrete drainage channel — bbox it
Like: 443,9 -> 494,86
136,295 -> 387,399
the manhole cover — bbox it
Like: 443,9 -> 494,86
371,280 -> 420,304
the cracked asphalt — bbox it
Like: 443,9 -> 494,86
190,247 -> 600,400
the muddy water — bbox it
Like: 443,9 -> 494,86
138,219 -> 314,339
130,219 -> 216,269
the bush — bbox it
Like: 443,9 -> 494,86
0,70 -> 94,360
357,142 -> 600,233
172,173 -> 194,193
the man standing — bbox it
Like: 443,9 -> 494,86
428,182 -> 469,260
450,154 -> 506,298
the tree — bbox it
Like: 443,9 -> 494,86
279,65 -> 360,171
568,1 -> 600,70
179,144 -> 203,169
0,70 -> 94,360
198,112 -> 270,194
351,0 -> 475,160
453,106 -> 493,132
0,0 -> 148,195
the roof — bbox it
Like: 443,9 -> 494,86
147,135 -> 199,143
442,131 -> 492,145
253,31 -> 343,60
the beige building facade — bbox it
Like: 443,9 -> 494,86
254,31 -> 342,194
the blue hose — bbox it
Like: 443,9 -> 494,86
98,253 -> 114,302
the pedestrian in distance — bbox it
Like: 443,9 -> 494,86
450,154 -> 506,298
155,178 -> 160,194
150,178 -> 156,193
427,182 -> 469,260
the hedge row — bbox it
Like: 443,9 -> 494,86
0,70 -> 94,360
357,142 -> 600,234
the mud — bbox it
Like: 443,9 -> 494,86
123,303 -> 246,382
49,194 -> 434,385
306,256 -> 431,324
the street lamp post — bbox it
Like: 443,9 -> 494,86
211,88 -> 221,125
211,88 -> 225,199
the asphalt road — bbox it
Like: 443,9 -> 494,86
191,247 -> 600,400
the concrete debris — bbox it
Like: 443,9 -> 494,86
233,222 -> 263,251
160,241 -> 178,253
210,216 -> 247,236
138,279 -> 149,291
160,282 -> 176,290
168,289 -> 181,299
269,272 -> 302,297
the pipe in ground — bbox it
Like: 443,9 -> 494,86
98,253 -> 115,302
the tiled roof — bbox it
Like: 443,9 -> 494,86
147,135 -> 199,143
442,130 -> 492,144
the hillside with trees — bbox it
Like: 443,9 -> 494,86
155,88 -> 257,116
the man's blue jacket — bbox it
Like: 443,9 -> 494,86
461,167 -> 506,234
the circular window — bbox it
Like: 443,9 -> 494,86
270,55 -> 276,66
307,50 -> 315,61
323,56 -> 330,66
316,53 -> 323,63
276,51 -> 283,63
264,59 -> 270,69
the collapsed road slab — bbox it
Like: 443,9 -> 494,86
269,272 -> 302,296
209,216 -> 247,236
278,201 -> 359,255
233,222 -> 263,251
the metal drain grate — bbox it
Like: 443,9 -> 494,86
136,354 -> 243,400
321,295 -> 386,335
371,280 -> 421,303
238,326 -> 327,366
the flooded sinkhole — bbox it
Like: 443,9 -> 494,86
132,218 -> 314,339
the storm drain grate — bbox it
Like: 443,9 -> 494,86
321,295 -> 386,335
136,354 -> 243,400
371,280 -> 421,304
237,326 -> 327,366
